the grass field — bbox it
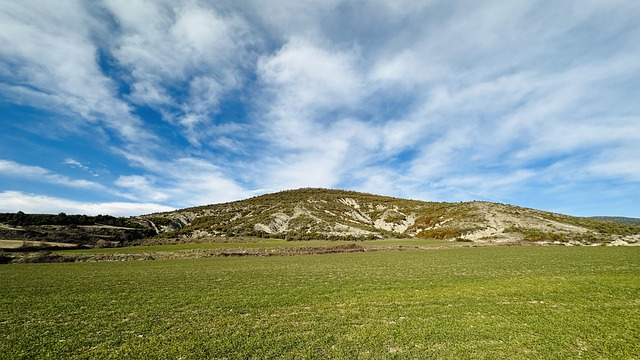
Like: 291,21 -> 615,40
1,246 -> 638,359
55,238 -> 449,255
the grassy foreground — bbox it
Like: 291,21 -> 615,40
1,246 -> 638,359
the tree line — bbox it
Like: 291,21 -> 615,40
0,212 -> 138,227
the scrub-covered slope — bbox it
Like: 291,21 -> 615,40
141,188 -> 640,245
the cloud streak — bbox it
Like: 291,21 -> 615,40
0,191 -> 173,216
0,160 -> 109,192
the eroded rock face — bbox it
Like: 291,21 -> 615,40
254,213 -> 291,234
373,210 -> 416,233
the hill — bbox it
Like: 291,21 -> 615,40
2,189 -> 639,250
140,188 -> 640,246
591,216 -> 640,226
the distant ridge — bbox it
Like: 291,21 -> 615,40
590,216 -> 640,226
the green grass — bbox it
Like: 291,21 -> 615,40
56,238 -> 447,255
1,246 -> 639,359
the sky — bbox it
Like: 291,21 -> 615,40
1,0 -> 639,217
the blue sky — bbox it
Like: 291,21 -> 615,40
1,0 -> 639,217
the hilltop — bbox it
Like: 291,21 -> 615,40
140,188 -> 640,246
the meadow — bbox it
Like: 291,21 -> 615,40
55,238 -> 448,254
1,246 -> 638,359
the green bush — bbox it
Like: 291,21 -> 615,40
416,228 -> 466,239
503,227 -> 568,242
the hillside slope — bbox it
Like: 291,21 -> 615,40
591,216 -> 640,226
141,188 -> 640,245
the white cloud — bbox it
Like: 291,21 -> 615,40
257,37 -> 364,112
110,153 -> 250,208
249,0 -> 639,204
0,159 -> 109,192
587,146 -> 640,182
105,0 -> 251,145
63,158 -> 100,177
0,191 -> 173,216
63,158 -> 85,168
255,37 -> 377,190
257,117 -> 383,191
0,156 -> 249,211
0,0 -> 154,146
114,175 -> 170,202
441,170 -> 537,200
158,157 -> 250,207
243,0 -> 344,38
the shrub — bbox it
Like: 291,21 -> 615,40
504,227 -> 567,242
22,251 -> 74,264
416,228 -> 467,239
0,250 -> 12,264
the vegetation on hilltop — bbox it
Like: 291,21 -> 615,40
591,216 -> 640,226
0,212 -> 141,227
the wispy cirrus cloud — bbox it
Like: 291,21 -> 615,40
63,158 -> 100,177
0,0 -> 155,148
244,0 -> 640,212
0,0 -> 639,217
0,159 -> 109,192
104,0 -> 253,146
